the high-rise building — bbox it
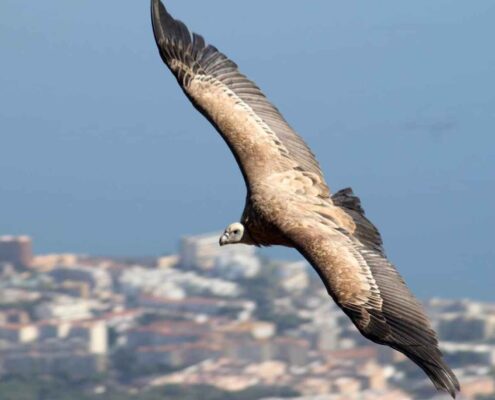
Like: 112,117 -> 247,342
179,232 -> 256,270
0,236 -> 33,269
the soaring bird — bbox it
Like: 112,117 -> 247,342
151,1 -> 460,397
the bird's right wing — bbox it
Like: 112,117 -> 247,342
151,0 -> 329,196
255,184 -> 460,397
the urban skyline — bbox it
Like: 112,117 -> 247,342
0,230 -> 494,399
1,230 -> 493,303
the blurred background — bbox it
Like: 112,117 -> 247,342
0,1 -> 494,399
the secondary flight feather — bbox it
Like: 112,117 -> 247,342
150,1 -> 460,397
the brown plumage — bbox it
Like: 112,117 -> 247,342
150,1 -> 460,397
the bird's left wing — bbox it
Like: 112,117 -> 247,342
151,0 -> 329,196
254,184 -> 460,398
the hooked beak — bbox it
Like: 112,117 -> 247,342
219,233 -> 229,246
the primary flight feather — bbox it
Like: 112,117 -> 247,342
150,1 -> 460,397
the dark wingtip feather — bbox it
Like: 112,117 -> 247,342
151,0 -> 192,52
401,347 -> 460,398
151,0 -> 165,44
152,0 -> 209,82
426,363 -> 460,398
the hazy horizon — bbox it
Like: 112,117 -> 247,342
1,1 -> 494,300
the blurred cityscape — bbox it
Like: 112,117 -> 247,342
0,233 -> 494,400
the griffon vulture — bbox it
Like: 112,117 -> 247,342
151,1 -> 460,397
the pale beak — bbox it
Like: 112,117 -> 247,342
219,233 -> 229,246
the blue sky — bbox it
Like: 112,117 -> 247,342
1,1 -> 494,299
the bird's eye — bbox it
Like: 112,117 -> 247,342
234,230 -> 240,235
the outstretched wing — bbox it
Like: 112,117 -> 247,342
151,0 -> 329,196
256,185 -> 460,398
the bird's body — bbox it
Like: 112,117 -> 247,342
243,182 -> 355,248
151,1 -> 460,397
241,198 -> 291,248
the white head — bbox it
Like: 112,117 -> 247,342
219,223 -> 246,246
